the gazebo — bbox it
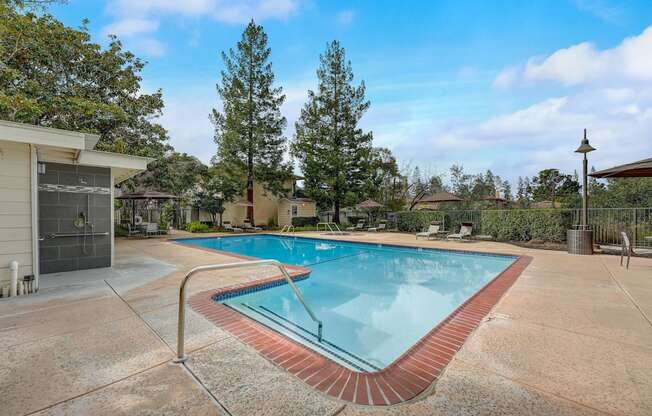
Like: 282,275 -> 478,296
116,190 -> 179,226
414,191 -> 462,210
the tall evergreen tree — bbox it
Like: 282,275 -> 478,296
211,20 -> 290,223
292,40 -> 373,222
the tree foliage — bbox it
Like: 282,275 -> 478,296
191,164 -> 243,226
0,1 -> 169,157
292,40 -> 373,221
211,20 -> 290,222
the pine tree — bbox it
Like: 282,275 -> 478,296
291,40 -> 373,222
211,20 -> 290,224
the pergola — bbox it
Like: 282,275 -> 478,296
116,191 -> 179,225
589,157 -> 652,178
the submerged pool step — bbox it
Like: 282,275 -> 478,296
231,302 -> 379,372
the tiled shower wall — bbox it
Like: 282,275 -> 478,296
38,163 -> 111,274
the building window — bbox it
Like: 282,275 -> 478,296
291,205 -> 298,216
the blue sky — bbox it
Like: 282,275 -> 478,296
51,0 -> 652,185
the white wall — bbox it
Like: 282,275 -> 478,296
0,140 -> 33,284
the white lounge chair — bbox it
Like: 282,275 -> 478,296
242,219 -> 262,232
416,222 -> 441,240
346,220 -> 365,231
447,223 -> 473,241
368,221 -> 387,232
223,221 -> 243,233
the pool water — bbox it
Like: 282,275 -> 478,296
180,235 -> 515,371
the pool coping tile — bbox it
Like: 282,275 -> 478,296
181,236 -> 532,406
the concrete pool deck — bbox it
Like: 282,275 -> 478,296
1,232 -> 651,415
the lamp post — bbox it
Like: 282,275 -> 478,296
575,129 -> 596,229
568,128 -> 596,255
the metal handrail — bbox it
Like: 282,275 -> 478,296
174,259 -> 323,363
280,224 -> 295,233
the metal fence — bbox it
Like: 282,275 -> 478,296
393,207 -> 652,248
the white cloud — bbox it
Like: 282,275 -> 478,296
336,10 -> 354,25
106,0 -> 300,23
101,18 -> 159,37
495,26 -> 652,88
570,0 -> 624,23
102,0 -> 301,58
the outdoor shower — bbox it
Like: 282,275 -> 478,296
73,194 -> 96,255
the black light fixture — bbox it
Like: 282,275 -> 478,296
575,129 -> 596,229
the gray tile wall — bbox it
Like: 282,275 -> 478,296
38,163 -> 112,274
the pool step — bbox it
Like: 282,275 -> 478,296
228,302 -> 379,372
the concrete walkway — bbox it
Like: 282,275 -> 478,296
1,232 -> 651,415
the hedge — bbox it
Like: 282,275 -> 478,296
396,209 -> 573,242
480,210 -> 572,242
291,216 -> 319,227
395,211 -> 475,234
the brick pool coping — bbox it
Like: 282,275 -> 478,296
180,238 -> 532,406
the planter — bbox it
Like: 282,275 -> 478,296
567,229 -> 593,255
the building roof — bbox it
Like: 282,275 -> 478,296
0,120 -> 153,184
589,157 -> 652,178
418,191 -> 462,203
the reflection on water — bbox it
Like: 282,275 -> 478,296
183,235 -> 514,368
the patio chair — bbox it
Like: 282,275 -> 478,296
223,221 -> 243,233
621,231 -> 633,269
416,221 -> 441,240
242,219 -> 262,232
346,220 -> 365,231
368,220 -> 387,232
127,223 -> 143,238
447,222 -> 473,241
145,223 -> 163,237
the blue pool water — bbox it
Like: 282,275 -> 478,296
180,235 -> 515,371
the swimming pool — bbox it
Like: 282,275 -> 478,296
179,235 -> 516,372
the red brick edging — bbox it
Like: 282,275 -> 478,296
186,248 -> 532,406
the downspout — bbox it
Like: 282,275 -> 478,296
30,145 -> 39,291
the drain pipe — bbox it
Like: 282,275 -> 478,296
9,260 -> 18,297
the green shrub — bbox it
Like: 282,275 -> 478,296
396,211 -> 447,232
481,210 -> 572,242
185,221 -> 210,233
267,217 -> 278,229
292,216 -> 319,227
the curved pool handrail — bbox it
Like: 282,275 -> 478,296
174,259 -> 322,363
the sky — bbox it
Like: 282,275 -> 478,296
50,0 -> 652,186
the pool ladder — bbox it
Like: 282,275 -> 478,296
280,224 -> 295,233
174,259 -> 322,363
317,222 -> 344,235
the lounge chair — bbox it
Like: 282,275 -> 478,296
346,220 -> 365,231
242,219 -> 262,232
368,221 -> 387,232
416,221 -> 441,240
447,222 -> 473,241
127,223 -> 143,238
223,221 -> 243,233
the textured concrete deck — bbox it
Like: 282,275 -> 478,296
1,231 -> 651,415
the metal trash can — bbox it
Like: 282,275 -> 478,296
567,228 -> 593,255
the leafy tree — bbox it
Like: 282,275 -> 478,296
0,1 -> 169,157
191,164 -> 242,226
363,147 -> 405,210
530,169 -> 580,206
211,20 -> 290,224
292,40 -> 373,222
406,166 -> 445,210
133,152 -> 207,197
